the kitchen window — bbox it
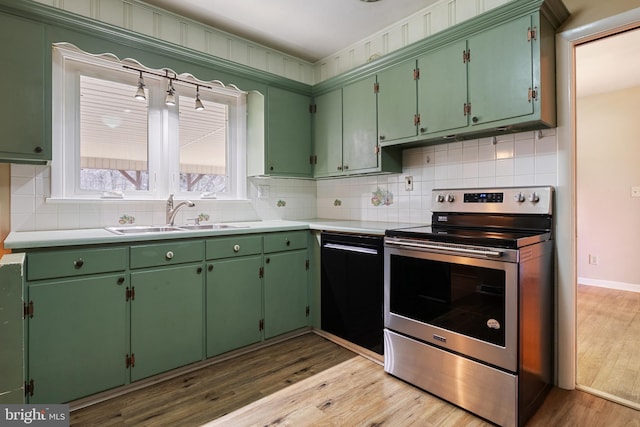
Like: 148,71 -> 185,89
51,44 -> 247,201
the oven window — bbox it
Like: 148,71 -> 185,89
389,255 -> 506,346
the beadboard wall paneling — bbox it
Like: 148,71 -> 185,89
315,0 -> 510,82
34,0 -> 510,85
33,0 -> 316,85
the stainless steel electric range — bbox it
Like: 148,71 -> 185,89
383,186 -> 554,427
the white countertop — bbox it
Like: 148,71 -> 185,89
4,219 -> 421,249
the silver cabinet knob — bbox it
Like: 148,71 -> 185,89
233,244 -> 240,253
165,251 -> 174,260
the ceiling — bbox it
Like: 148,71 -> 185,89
139,0 -> 439,62
576,27 -> 640,97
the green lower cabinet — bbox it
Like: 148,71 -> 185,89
27,274 -> 127,403
130,264 -> 204,381
206,255 -> 263,357
263,249 -> 309,339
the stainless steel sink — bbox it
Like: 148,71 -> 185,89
105,223 -> 248,235
178,223 -> 248,230
105,225 -> 185,235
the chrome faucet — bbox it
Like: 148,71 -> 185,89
166,194 -> 195,225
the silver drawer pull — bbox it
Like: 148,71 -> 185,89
165,251 -> 174,260
233,244 -> 240,253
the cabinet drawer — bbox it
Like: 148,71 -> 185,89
27,247 -> 127,281
206,235 -> 262,260
263,231 -> 308,253
130,240 -> 204,269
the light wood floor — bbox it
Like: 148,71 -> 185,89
70,332 -> 639,426
577,284 -> 640,405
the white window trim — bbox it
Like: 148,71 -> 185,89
50,44 -> 247,202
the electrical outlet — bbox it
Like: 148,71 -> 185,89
405,176 -> 413,191
588,254 -> 598,265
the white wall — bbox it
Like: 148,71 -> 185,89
577,86 -> 640,291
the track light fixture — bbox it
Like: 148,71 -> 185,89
165,78 -> 176,106
134,71 -> 146,101
123,65 -> 215,109
195,86 -> 205,111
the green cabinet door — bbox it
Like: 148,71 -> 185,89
418,40 -> 469,136
130,264 -> 204,381
27,274 -> 127,403
263,249 -> 308,339
342,76 -> 379,173
206,255 -> 263,357
266,87 -> 312,176
313,89 -> 343,177
0,12 -> 49,163
467,15 -> 534,126
377,60 -> 417,144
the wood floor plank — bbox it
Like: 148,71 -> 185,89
577,284 -> 640,404
71,331 -> 640,426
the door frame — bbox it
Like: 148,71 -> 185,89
555,7 -> 640,392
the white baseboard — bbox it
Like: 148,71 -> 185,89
578,277 -> 640,293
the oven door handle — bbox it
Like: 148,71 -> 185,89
386,240 -> 504,258
323,242 -> 379,255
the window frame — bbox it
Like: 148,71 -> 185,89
50,44 -> 247,202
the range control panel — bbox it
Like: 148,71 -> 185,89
432,186 -> 553,214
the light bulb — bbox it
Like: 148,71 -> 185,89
165,80 -> 175,106
134,73 -> 146,101
195,89 -> 205,111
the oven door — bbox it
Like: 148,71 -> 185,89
384,240 -> 518,372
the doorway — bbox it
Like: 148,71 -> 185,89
575,27 -> 640,409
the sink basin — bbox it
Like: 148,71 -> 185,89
105,223 -> 249,235
177,223 -> 249,230
105,225 -> 185,235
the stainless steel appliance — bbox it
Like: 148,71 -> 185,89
383,186 -> 554,427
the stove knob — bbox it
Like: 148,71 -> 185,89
436,194 -> 445,203
446,194 -> 455,203
514,192 -> 525,203
529,192 -> 540,203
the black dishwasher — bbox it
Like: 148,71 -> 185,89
321,232 -> 384,354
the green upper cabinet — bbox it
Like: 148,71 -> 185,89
342,76 -> 384,174
417,40 -> 469,136
467,15 -> 535,127
312,76 -> 402,178
264,86 -> 312,177
0,12 -> 49,163
312,88 -> 343,177
377,60 -> 418,144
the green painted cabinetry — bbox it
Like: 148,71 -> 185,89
0,12 -> 49,163
205,235 -> 263,357
417,40 -> 469,136
27,273 -> 127,403
263,231 -> 309,339
264,87 -> 312,177
313,76 -> 402,178
312,89 -> 343,177
130,263 -> 204,381
377,60 -> 418,144
467,15 -> 537,127
129,240 -> 204,381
